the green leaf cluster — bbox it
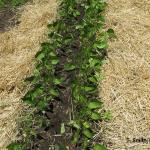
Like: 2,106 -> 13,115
7,0 -> 115,149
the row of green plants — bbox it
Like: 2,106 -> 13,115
7,0 -> 114,149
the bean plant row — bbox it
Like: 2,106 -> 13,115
7,0 -> 114,149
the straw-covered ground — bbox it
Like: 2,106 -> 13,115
0,0 -> 57,149
100,0 -> 150,149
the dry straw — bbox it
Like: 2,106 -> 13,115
0,0 -> 57,149
100,0 -> 150,150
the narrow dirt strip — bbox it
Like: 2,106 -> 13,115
100,0 -> 150,150
0,0 -> 57,149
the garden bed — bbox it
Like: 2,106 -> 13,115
7,0 -> 113,150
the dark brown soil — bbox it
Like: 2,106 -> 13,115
0,8 -> 20,32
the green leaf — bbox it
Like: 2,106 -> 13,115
83,129 -> 94,139
83,137 -> 89,149
75,25 -> 84,30
50,89 -> 59,97
72,130 -> 80,144
53,77 -> 64,85
89,58 -> 100,67
88,101 -> 103,110
49,52 -> 57,57
22,92 -> 35,106
64,38 -> 72,44
102,110 -> 112,121
35,51 -> 45,60
37,100 -> 47,110
83,121 -> 90,129
82,86 -> 96,92
32,87 -> 43,99
73,10 -> 80,17
51,58 -> 59,65
93,144 -> 107,150
88,76 -> 97,83
72,85 -> 80,101
34,68 -> 40,76
7,143 -> 24,150
94,41 -> 108,49
91,112 -> 101,120
99,15 -> 105,23
97,41 -> 108,49
60,123 -> 65,134
64,64 -> 76,71
69,120 -> 81,129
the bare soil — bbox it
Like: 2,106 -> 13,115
0,8 -> 19,33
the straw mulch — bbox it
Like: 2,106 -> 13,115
100,0 -> 150,150
0,0 -> 57,149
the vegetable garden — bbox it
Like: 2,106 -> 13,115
6,0 -> 114,149
1,0 -> 149,150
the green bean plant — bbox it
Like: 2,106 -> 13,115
7,0 -> 115,149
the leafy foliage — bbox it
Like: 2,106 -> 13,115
7,0 -> 114,149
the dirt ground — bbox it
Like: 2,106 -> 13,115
100,0 -> 150,150
0,0 -> 57,149
0,8 -> 18,33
